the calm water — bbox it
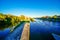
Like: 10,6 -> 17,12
0,28 -> 10,38
0,23 -> 25,40
30,20 -> 60,40
0,20 -> 60,40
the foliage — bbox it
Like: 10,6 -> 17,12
40,15 -> 60,22
0,13 -> 20,30
0,13 -> 34,30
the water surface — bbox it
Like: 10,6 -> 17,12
30,20 -> 60,40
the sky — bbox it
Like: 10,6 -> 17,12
0,0 -> 60,17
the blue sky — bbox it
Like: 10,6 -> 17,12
0,0 -> 60,17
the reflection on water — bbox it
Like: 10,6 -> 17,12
30,19 -> 60,40
0,28 -> 10,39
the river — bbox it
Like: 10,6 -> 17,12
30,19 -> 60,40
0,20 -> 60,40
0,23 -> 25,40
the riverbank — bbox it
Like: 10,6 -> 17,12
36,18 -> 60,22
20,23 -> 30,40
10,21 -> 24,32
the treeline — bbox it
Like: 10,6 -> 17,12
39,15 -> 60,22
0,13 -> 21,30
0,13 -> 35,30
